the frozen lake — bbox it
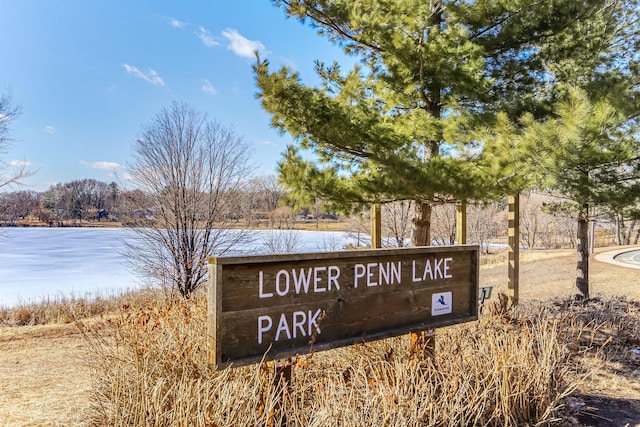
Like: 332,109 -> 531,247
0,227 -> 357,308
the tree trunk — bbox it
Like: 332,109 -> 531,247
624,219 -> 636,245
411,0 -> 441,248
410,0 -> 442,360
371,203 -> 382,249
575,203 -> 589,300
412,202 -> 432,246
410,201 -> 433,360
616,213 -> 624,245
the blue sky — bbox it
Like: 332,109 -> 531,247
0,1 -> 347,191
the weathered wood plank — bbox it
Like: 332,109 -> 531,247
206,263 -> 222,367
219,250 -> 474,311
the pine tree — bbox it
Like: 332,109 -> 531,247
255,0 -> 637,245
536,87 -> 640,298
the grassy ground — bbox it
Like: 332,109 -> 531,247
480,246 -> 640,302
0,323 -> 91,426
0,246 -> 639,426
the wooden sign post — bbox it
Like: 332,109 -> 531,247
371,203 -> 382,249
456,201 -> 467,245
508,195 -> 520,305
207,246 -> 479,369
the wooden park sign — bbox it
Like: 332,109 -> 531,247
207,245 -> 479,369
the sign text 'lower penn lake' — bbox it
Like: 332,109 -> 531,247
207,246 -> 479,369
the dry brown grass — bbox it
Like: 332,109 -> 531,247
552,296 -> 640,399
76,294 -> 583,426
0,323 -> 92,426
0,289 -> 162,327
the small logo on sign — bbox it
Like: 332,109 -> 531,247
432,292 -> 452,316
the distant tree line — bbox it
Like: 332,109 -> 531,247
0,175 -> 337,228
0,179 -> 120,226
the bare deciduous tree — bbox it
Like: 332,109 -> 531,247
261,229 -> 304,254
520,193 -> 578,250
0,190 -> 38,225
0,90 -> 34,189
266,205 -> 292,229
382,200 -> 413,247
431,204 -> 456,246
344,211 -> 371,248
519,193 -> 578,249
467,202 -> 506,254
613,212 -> 638,246
520,193 -> 543,249
125,102 -> 253,298
315,232 -> 345,252
255,174 -> 284,214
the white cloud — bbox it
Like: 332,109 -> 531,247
82,161 -> 124,170
43,125 -> 56,134
170,18 -> 188,28
201,79 -> 217,95
9,160 -> 32,167
259,140 -> 276,146
122,64 -> 165,86
222,28 -> 267,59
198,26 -> 218,47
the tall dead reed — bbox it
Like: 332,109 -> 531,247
80,294 -> 582,426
